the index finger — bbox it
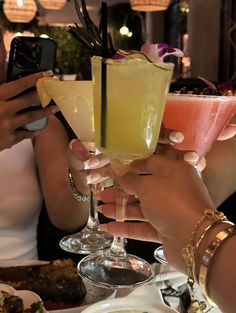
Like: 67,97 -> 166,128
0,70 -> 53,100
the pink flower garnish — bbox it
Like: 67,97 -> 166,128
141,43 -> 184,63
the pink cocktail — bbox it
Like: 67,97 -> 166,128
163,93 -> 236,159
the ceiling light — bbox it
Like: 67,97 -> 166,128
3,0 -> 37,23
130,0 -> 170,11
38,0 -> 67,10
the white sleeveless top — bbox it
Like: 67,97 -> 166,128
0,139 -> 43,260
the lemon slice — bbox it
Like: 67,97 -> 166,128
36,76 -> 59,107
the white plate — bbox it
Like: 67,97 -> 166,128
81,285 -> 178,313
0,283 -> 47,312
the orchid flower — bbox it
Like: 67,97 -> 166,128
141,43 -> 184,63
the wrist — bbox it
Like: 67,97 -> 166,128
68,168 -> 90,202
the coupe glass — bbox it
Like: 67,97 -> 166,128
154,92 -> 236,263
40,79 -> 113,254
78,56 -> 174,288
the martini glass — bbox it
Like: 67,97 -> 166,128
78,55 -> 174,288
37,79 -> 113,254
154,92 -> 236,263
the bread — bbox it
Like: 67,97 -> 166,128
0,259 -> 86,309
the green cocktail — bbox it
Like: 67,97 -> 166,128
92,56 -> 174,163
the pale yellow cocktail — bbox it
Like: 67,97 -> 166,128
92,56 -> 174,163
37,78 -> 94,146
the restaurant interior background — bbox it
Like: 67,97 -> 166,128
0,0 -> 235,88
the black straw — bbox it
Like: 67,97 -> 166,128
100,1 -> 108,148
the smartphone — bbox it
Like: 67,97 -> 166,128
7,36 -> 57,131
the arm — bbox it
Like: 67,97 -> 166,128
202,134 -> 236,207
97,154 -> 236,313
33,116 -> 89,231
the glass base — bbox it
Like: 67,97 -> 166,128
154,246 -> 169,265
59,227 -> 113,254
77,251 -> 155,289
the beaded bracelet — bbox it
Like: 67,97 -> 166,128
68,168 -> 90,202
198,222 -> 236,306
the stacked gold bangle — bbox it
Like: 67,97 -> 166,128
182,208 -> 236,310
198,222 -> 236,306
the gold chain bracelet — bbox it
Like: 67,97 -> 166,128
182,209 -> 227,279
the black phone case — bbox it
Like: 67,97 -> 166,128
7,36 -> 57,131
7,36 -> 57,81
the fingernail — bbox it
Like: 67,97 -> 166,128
69,139 -> 78,150
84,158 -> 101,170
184,151 -> 199,164
43,70 -> 53,77
86,173 -> 102,184
87,173 -> 110,184
98,224 -> 108,232
169,131 -> 184,143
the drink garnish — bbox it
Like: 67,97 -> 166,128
68,0 -> 115,58
36,76 -> 59,107
69,1 -> 183,63
141,43 -> 184,62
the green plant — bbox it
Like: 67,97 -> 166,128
35,26 -> 92,79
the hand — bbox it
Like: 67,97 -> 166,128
159,122 -> 236,172
67,139 -> 111,195
98,151 -> 215,271
97,187 -> 162,243
0,71 -> 57,150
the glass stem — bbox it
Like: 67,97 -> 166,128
86,182 -> 99,230
108,182 -> 128,257
110,236 -> 126,256
85,148 -> 99,231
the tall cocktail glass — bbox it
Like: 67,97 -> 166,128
37,79 -> 113,254
154,92 -> 236,263
78,56 -> 174,288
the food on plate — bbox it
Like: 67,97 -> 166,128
0,259 -> 86,310
0,289 -> 44,313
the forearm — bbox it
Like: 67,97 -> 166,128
194,222 -> 236,313
34,116 -> 89,231
45,180 -> 89,231
202,136 -> 236,207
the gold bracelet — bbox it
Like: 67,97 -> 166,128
193,220 -> 224,281
68,168 -> 90,202
198,222 -> 236,307
182,209 -> 226,279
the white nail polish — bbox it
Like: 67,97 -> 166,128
84,158 -> 101,170
169,131 -> 184,143
184,152 -> 199,164
86,173 -> 102,184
